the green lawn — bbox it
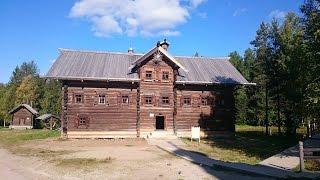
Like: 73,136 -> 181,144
0,129 -> 60,146
182,125 -> 306,165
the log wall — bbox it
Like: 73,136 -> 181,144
12,108 -> 33,126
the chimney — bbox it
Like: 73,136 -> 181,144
159,39 -> 170,51
128,47 -> 134,55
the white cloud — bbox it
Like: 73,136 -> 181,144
189,0 -> 206,9
69,0 -> 206,37
269,10 -> 286,20
197,12 -> 207,19
233,8 -> 247,17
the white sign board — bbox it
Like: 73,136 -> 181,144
149,113 -> 154,118
191,126 -> 200,142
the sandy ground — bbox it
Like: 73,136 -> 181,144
0,138 -> 269,180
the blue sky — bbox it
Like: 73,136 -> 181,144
0,0 -> 303,83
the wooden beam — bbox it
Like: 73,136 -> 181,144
136,83 -> 141,137
61,83 -> 68,138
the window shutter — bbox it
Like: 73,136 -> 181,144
180,96 -> 184,107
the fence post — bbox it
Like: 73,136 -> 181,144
299,141 -> 305,172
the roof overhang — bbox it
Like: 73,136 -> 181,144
176,80 -> 256,86
44,76 -> 140,82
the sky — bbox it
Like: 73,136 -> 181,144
0,0 -> 303,83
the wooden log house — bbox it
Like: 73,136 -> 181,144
8,104 -> 39,129
46,40 -> 253,138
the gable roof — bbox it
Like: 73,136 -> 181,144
36,114 -> 60,121
131,46 -> 187,72
46,48 -> 253,85
8,104 -> 39,115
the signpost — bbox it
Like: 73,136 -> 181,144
191,126 -> 200,143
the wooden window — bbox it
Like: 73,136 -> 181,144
145,71 -> 153,79
98,94 -> 106,104
75,94 -> 83,103
215,94 -> 225,106
79,117 -> 87,125
145,96 -> 152,105
201,97 -> 208,106
122,95 -> 129,104
162,71 -> 169,80
183,97 -> 191,105
161,96 -> 169,105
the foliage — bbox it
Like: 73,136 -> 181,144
230,0 -> 320,135
0,61 -> 61,125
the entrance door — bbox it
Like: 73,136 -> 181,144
20,118 -> 25,125
156,116 -> 165,130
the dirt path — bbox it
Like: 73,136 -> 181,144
0,148 -> 50,180
0,138 -> 270,180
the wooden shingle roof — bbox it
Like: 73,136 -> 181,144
46,48 -> 252,85
8,104 -> 39,115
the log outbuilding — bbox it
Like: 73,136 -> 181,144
8,104 -> 39,129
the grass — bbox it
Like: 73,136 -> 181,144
293,160 -> 320,172
57,157 -> 113,167
0,129 -> 60,146
182,125 -> 305,165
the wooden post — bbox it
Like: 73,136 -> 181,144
299,141 -> 305,172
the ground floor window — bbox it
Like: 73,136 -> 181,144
144,96 -> 152,105
79,117 -> 87,125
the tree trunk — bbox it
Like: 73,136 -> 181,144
277,87 -> 281,135
265,86 -> 269,136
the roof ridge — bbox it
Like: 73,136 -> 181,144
174,55 -> 230,60
58,48 -> 144,56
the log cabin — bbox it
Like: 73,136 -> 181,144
46,40 -> 253,138
8,104 -> 39,129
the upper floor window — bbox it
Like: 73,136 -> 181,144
144,96 -> 152,105
162,71 -> 169,80
98,94 -> 106,104
79,117 -> 87,125
122,95 -> 129,104
161,96 -> 169,105
145,71 -> 153,79
75,94 -> 83,103
201,97 -> 208,106
183,97 -> 191,105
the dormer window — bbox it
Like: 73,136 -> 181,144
146,71 -> 152,79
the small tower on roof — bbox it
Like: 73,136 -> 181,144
159,39 -> 170,51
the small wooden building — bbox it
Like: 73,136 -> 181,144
8,104 -> 39,129
36,114 -> 60,130
46,40 -> 254,138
